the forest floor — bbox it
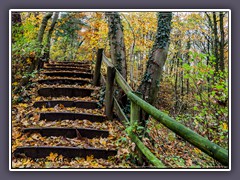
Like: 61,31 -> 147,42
11,63 -> 226,169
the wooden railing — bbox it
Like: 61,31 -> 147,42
93,49 -> 229,168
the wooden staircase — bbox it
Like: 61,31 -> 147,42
13,61 -> 118,161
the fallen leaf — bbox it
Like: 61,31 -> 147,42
46,152 -> 58,162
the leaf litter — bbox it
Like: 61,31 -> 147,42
12,75 -> 137,168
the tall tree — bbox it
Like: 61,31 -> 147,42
36,12 -> 53,69
105,12 -> 127,80
138,12 -> 173,107
219,12 -> 225,72
43,12 -> 59,61
213,12 -> 219,73
37,12 -> 53,43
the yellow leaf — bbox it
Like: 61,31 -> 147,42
12,82 -> 18,86
193,148 -> 202,154
45,162 -> 53,168
222,123 -> 228,131
86,155 -> 94,161
41,107 -> 48,112
58,155 -> 63,161
35,97 -> 41,101
100,138 -> 107,146
19,103 -> 28,108
26,57 -> 31,64
46,152 -> 58,162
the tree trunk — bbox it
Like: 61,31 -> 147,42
43,12 -> 59,62
105,12 -> 127,80
105,12 -> 128,106
37,12 -> 53,43
138,12 -> 172,107
219,12 -> 225,72
36,12 -> 53,70
213,12 -> 219,73
12,12 -> 23,43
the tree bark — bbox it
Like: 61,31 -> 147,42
121,14 -> 136,85
37,12 -> 53,43
36,12 -> 53,70
44,12 -> 59,61
138,12 -> 172,107
219,12 -> 225,72
213,12 -> 219,73
105,12 -> 127,80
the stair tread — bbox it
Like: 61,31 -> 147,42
37,78 -> 91,85
38,87 -> 94,97
22,127 -> 109,138
34,100 -> 99,109
14,146 -> 117,159
43,71 -> 93,78
40,112 -> 106,122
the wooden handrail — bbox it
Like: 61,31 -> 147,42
127,91 -> 228,166
97,49 -> 229,167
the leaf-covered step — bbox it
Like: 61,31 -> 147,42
14,146 -> 117,159
38,87 -> 94,97
43,67 -> 91,72
45,63 -> 91,68
40,112 -> 106,122
43,71 -> 93,79
49,61 -> 91,65
37,78 -> 90,85
22,127 -> 109,138
34,100 -> 99,109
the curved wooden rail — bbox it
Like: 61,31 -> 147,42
94,49 -> 229,167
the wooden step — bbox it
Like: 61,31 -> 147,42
43,67 -> 91,72
49,61 -> 91,65
22,127 -> 109,138
43,71 -> 93,79
34,100 -> 99,109
38,88 -> 94,97
14,146 -> 117,159
40,112 -> 106,122
45,63 -> 91,68
37,79 -> 90,85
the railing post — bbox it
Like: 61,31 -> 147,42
105,65 -> 115,120
93,49 -> 103,86
130,91 -> 142,126
130,91 -> 143,165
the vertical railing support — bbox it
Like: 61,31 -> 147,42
93,49 -> 103,86
105,65 -> 115,120
130,92 -> 142,126
130,91 -> 143,165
